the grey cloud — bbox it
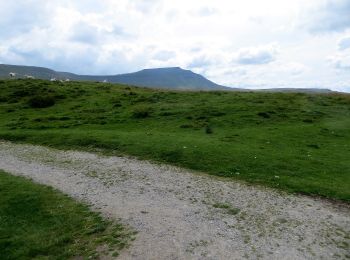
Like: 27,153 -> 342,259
109,26 -> 136,39
165,10 -> 178,22
234,45 -> 277,65
197,7 -> 218,16
303,0 -> 350,33
70,22 -> 100,45
190,47 -> 202,53
188,7 -> 218,17
338,36 -> 350,50
329,53 -> 350,70
0,1 -> 50,39
103,49 -> 148,74
129,0 -> 161,14
188,55 -> 213,68
153,50 -> 176,61
6,45 -> 100,74
223,68 -> 247,76
249,16 -> 264,24
111,26 -> 126,36
69,1 -> 107,14
8,47 -> 41,61
335,62 -> 350,70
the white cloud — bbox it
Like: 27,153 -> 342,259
188,55 -> 215,69
328,52 -> 350,70
152,50 -> 176,61
69,22 -> 100,44
128,0 -> 162,14
338,36 -> 350,50
281,62 -> 309,76
233,44 -> 279,65
301,0 -> 350,33
190,7 -> 218,17
0,0 -> 349,91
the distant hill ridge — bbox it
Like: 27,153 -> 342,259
0,64 -> 230,91
0,63 -> 333,93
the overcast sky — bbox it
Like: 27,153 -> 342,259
1,0 -> 350,91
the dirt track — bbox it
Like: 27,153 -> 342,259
0,141 -> 349,259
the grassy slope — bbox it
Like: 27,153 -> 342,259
0,170 -> 133,259
0,79 -> 349,201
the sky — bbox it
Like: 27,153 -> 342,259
0,0 -> 350,91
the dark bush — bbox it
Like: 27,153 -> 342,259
54,94 -> 66,100
28,95 -> 56,108
159,111 -> 176,116
205,125 -> 213,134
303,119 -> 313,123
209,111 -> 226,117
132,106 -> 151,118
307,144 -> 320,149
257,112 -> 270,118
0,96 -> 9,103
180,124 -> 193,128
196,115 -> 208,120
112,101 -> 122,108
12,89 -> 33,98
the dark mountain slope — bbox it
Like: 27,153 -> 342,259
0,64 -> 61,79
0,64 -> 335,93
0,64 -> 229,90
105,67 -> 228,90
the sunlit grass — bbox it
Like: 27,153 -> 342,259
0,170 -> 133,259
0,79 -> 349,201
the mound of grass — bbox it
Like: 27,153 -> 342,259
132,105 -> 151,118
213,203 -> 231,209
0,170 -> 133,259
213,203 -> 240,215
28,95 -> 56,108
0,79 -> 349,201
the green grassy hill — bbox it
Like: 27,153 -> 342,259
0,79 -> 349,201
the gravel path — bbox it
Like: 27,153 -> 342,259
0,140 -> 349,259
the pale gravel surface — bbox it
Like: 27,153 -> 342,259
0,140 -> 349,260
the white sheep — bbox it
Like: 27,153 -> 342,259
50,78 -> 57,82
9,72 -> 16,78
24,74 -> 35,79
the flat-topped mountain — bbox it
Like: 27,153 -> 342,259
100,67 -> 228,90
0,64 -> 334,93
0,64 -> 230,90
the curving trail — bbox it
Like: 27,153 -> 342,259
0,141 -> 349,259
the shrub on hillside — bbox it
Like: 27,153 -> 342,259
205,125 -> 213,134
257,112 -> 270,118
132,106 -> 151,118
28,95 -> 56,108
0,96 -> 9,103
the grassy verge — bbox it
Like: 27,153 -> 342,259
0,79 -> 349,201
0,170 -> 134,259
